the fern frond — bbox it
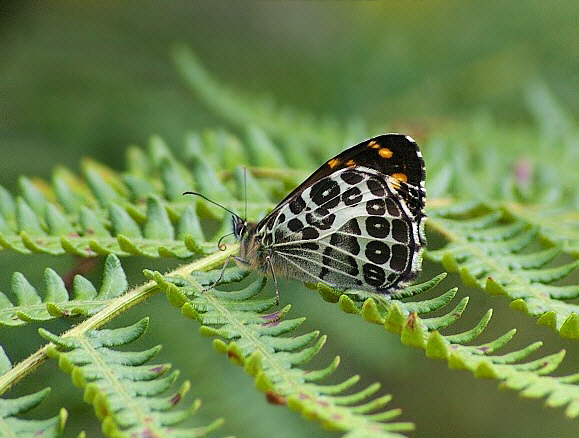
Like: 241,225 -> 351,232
511,204 -> 579,258
0,388 -> 67,438
0,254 -> 128,326
0,253 -> 162,397
148,261 -> 413,438
0,347 -> 67,437
3,46 -> 578,436
427,201 -> 579,338
39,319 -> 223,437
0,132 -> 302,260
172,45 -> 367,165
328,277 -> 579,418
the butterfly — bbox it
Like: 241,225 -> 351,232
187,133 -> 426,303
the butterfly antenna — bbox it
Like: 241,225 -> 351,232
243,166 -> 248,221
182,191 -> 240,218
217,232 -> 235,251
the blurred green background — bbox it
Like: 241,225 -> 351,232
1,2 -> 578,437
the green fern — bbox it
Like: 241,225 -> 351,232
427,201 -> 579,338
40,319 -> 223,437
149,264 -> 413,437
0,347 -> 67,437
2,46 -> 579,437
0,255 -> 128,325
325,282 -> 579,418
0,255 -> 223,437
0,388 -> 67,438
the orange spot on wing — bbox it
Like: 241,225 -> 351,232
345,159 -> 356,167
392,173 -> 408,183
327,158 -> 341,169
368,140 -> 380,149
379,147 -> 393,158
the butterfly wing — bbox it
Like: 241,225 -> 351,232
266,134 -> 425,219
253,134 -> 426,293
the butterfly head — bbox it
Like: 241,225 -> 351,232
232,214 -> 259,248
232,214 -> 248,239
229,213 -> 264,272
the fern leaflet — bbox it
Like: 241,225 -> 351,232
426,201 -> 579,338
325,275 -> 579,418
40,318 -> 223,437
0,347 -> 67,437
149,262 -> 413,438
0,254 -> 128,326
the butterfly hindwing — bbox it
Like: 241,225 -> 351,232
257,167 -> 422,291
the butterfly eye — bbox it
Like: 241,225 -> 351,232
232,216 -> 246,238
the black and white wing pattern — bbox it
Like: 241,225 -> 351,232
237,134 -> 426,294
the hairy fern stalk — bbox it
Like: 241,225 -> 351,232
1,47 -> 579,437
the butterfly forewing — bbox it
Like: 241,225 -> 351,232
242,134 -> 426,294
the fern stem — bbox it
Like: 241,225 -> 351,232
0,244 -> 239,396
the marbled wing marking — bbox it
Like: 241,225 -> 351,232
254,167 -> 424,291
273,225 -> 412,290
270,168 -> 420,248
272,249 -> 361,289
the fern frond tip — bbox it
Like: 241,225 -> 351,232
361,298 -> 385,324
560,313 -> 579,339
425,330 -> 449,359
400,313 -> 427,349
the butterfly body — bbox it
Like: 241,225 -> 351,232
232,134 -> 426,295
233,217 -> 270,274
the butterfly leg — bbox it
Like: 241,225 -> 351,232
265,254 -> 280,306
202,253 -> 280,306
201,255 -> 237,292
